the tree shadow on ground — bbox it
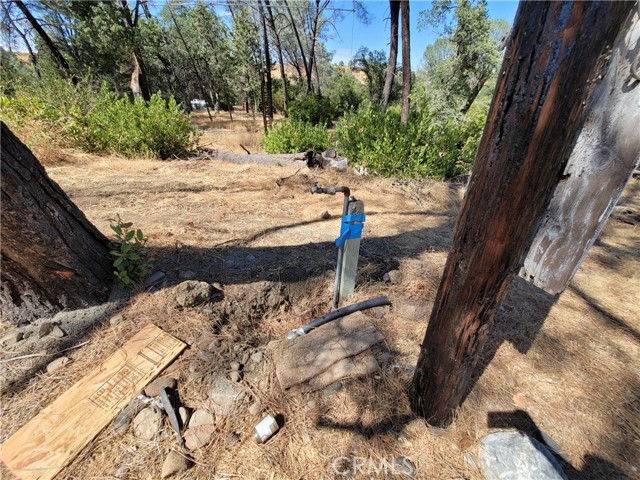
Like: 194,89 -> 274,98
1,220 -> 453,397
314,277 -> 558,440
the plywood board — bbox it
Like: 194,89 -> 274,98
0,324 -> 186,480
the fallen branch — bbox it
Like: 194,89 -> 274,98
0,341 -> 90,364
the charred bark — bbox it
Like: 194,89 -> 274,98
0,123 -> 113,325
259,0 -> 274,126
410,1 -> 633,426
381,0 -> 399,111
265,0 -> 288,116
399,0 -> 410,124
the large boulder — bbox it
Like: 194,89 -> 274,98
480,431 -> 568,480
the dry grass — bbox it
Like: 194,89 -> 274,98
1,144 -> 638,480
192,110 -> 281,155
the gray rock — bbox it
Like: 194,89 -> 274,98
230,361 -> 241,371
241,351 -> 251,364
184,424 -> 215,450
383,270 -> 403,284
248,400 -> 262,416
1,329 -> 24,346
144,377 -> 177,397
46,356 -> 70,373
114,465 -> 129,478
114,401 -> 140,434
208,375 -> 243,415
178,407 -> 190,427
230,371 -> 242,382
188,408 -> 214,428
392,457 -> 416,478
250,351 -> 263,364
329,158 -> 348,171
323,148 -> 337,159
161,450 -> 192,478
174,281 -> 213,308
198,350 -> 215,362
322,381 -> 343,398
178,270 -> 196,280
48,326 -> 66,338
132,407 -> 162,440
144,271 -> 166,288
109,314 -> 124,327
480,431 -> 568,480
320,210 -> 331,220
38,322 -> 54,338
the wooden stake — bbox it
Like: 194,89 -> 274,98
410,1 -> 635,426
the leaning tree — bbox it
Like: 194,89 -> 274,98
0,122 -> 113,324
410,1 -> 638,426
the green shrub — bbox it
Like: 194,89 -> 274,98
82,88 -> 196,158
288,96 -> 337,126
262,119 -> 331,153
335,103 -> 485,179
1,78 -> 197,159
324,69 -> 365,116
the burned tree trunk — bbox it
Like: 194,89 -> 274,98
259,0 -> 274,127
399,0 -> 410,124
382,0 -> 399,111
0,123 -> 113,324
410,2 -> 634,426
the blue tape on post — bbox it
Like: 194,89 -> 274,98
335,214 -> 366,247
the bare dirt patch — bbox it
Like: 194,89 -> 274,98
1,151 -> 638,480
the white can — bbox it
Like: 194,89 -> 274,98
253,414 -> 279,443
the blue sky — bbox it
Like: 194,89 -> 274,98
324,1 -> 519,67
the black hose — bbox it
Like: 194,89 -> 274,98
299,296 -> 391,335
311,184 -> 350,196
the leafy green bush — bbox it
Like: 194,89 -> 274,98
0,75 -> 95,147
324,69 -> 366,115
1,78 -> 197,158
82,88 -> 196,158
288,96 -> 337,126
262,119 -> 331,153
335,103 -> 485,179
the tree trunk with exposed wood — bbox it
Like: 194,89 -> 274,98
0,123 -> 113,325
410,1 -> 634,426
